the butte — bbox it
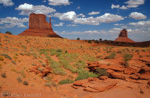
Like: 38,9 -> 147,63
115,29 -> 134,43
19,13 -> 62,38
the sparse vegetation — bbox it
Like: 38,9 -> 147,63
23,81 -> 28,85
94,68 -> 108,77
17,76 -> 22,83
0,54 -> 12,60
5,31 -> 12,35
1,73 -> 6,78
59,79 -> 74,85
53,68 -> 67,75
106,51 -> 116,59
123,52 -> 133,66
75,72 -> 98,81
0,56 -> 4,61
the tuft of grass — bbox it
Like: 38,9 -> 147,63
50,60 -> 61,69
11,68 -> 16,72
59,79 -> 74,85
11,61 -> 16,65
123,52 -> 133,66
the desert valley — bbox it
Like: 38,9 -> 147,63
0,12 -> 150,98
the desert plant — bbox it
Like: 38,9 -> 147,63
1,73 -> 6,78
77,38 -> 80,40
123,52 -> 133,66
53,68 -> 67,75
1,91 -> 10,96
0,56 -> 4,61
88,40 -> 92,43
0,54 -> 12,60
59,79 -> 74,85
0,64 -> 2,69
75,72 -> 98,81
94,68 -> 108,77
11,61 -> 16,65
11,68 -> 16,72
17,77 -> 22,83
5,31 -> 12,35
107,52 -> 116,59
23,81 -> 28,85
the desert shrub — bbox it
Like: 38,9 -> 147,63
42,64 -> 46,67
88,40 -> 92,43
5,31 -> 12,35
17,77 -> 22,83
77,38 -> 80,40
11,68 -> 16,72
0,54 -> 12,60
123,52 -> 133,66
94,68 -> 108,77
45,82 -> 52,88
0,56 -> 4,61
135,49 -> 140,52
75,72 -> 98,81
50,60 -> 61,68
53,68 -> 67,75
11,61 -> 16,65
117,51 -> 122,54
37,67 -> 43,72
59,79 -> 74,85
23,81 -> 28,85
56,49 -> 62,52
107,52 -> 116,59
1,73 -> 6,78
74,60 -> 86,68
0,64 -> 2,69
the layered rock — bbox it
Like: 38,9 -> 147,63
19,13 -> 62,38
115,29 -> 134,43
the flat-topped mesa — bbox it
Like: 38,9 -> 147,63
19,13 -> 62,38
115,29 -> 134,43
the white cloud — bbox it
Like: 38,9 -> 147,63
114,24 -> 124,26
16,3 -> 56,16
74,17 -> 99,25
59,11 -> 77,21
96,13 -> 124,23
77,13 -> 85,18
76,6 -> 80,9
67,24 -> 77,26
129,12 -> 147,20
120,5 -> 128,9
111,4 -> 120,9
0,0 -> 14,6
128,21 -> 150,26
125,0 -> 145,8
54,22 -> 64,26
48,0 -> 71,6
0,17 -> 28,29
88,11 -> 100,15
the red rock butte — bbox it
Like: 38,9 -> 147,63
19,13 -> 62,38
115,29 -> 134,43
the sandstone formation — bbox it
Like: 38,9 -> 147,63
19,13 -> 62,38
115,29 -> 134,43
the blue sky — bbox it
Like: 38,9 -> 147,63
0,0 -> 150,41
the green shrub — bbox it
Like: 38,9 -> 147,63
56,49 -> 62,52
88,40 -> 92,43
59,79 -> 74,85
0,54 -> 12,60
74,60 -> 86,68
75,72 -> 98,81
0,56 -> 4,61
53,68 -> 67,75
94,68 -> 108,77
123,52 -> 133,66
5,31 -> 12,35
77,38 -> 80,40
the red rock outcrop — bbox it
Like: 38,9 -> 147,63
19,13 -> 62,38
115,29 -> 134,43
